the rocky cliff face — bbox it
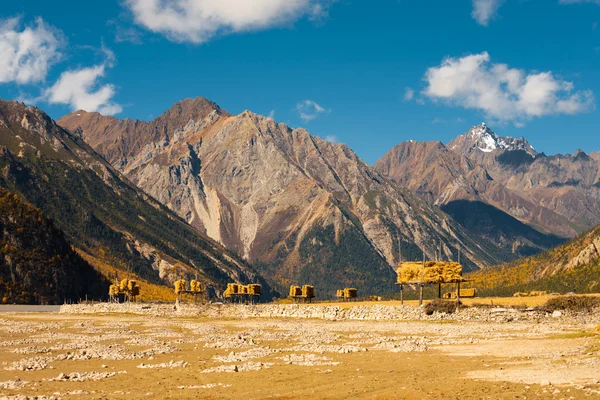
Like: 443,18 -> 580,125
60,99 -> 508,295
0,99 -> 268,297
375,123 -> 600,258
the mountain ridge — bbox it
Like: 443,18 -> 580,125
0,98 -> 272,298
59,98 -> 511,296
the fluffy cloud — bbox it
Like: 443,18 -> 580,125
44,63 -> 122,115
403,87 -> 414,101
296,100 -> 329,122
422,52 -> 594,124
471,0 -> 504,26
0,17 -> 62,84
124,0 -> 332,44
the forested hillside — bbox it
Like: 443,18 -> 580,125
468,224 -> 600,296
0,188 -> 108,304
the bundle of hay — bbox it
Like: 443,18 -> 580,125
302,285 -> 315,298
458,288 -> 476,298
289,285 -> 301,297
397,262 -> 463,284
174,280 -> 187,294
227,283 -> 240,294
336,289 -> 344,298
513,292 -> 529,297
190,280 -> 202,293
119,278 -> 129,291
109,285 -> 119,296
397,263 -> 423,283
240,285 -> 249,294
439,262 -> 462,283
344,288 -> 358,298
223,288 -> 232,298
247,284 -> 262,296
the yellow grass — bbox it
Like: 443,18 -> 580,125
76,249 -> 177,301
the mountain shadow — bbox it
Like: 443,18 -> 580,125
441,200 -> 566,258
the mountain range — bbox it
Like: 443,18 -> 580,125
375,123 -> 600,258
2,94 -> 599,302
0,99 -> 271,300
59,98 -> 508,295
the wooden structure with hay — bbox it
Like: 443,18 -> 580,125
289,285 -> 315,303
173,279 -> 204,303
108,278 -> 141,303
336,288 -> 358,301
223,283 -> 262,304
396,261 -> 468,307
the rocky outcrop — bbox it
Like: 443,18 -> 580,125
60,99 -> 508,295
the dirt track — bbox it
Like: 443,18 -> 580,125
0,306 -> 599,399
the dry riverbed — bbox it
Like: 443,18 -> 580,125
0,303 -> 599,399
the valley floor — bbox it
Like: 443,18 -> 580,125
0,304 -> 599,399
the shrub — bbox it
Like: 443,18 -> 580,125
541,296 -> 600,313
424,299 -> 457,315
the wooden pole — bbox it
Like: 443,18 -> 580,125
456,281 -> 461,312
419,284 -> 423,306
438,283 -> 441,299
400,285 -> 404,305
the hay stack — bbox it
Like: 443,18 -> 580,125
240,285 -> 248,294
228,283 -> 240,294
302,285 -> 315,298
397,262 -> 423,283
190,280 -> 202,293
174,279 -> 187,294
513,292 -> 529,297
336,289 -> 344,298
119,278 -> 129,291
289,285 -> 301,297
397,262 -> 463,284
344,288 -> 358,298
109,285 -> 119,296
248,284 -> 262,296
459,288 -> 476,298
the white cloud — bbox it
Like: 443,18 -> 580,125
0,17 -> 62,85
296,99 -> 329,122
471,0 -> 504,26
422,52 -> 594,124
268,109 -> 276,119
325,135 -> 337,143
403,87 -> 414,101
44,63 -> 122,115
125,0 -> 333,44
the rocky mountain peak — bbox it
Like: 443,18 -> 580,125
448,123 -> 537,157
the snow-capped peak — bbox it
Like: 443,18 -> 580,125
449,123 -> 537,157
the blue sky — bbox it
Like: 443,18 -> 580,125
0,0 -> 599,164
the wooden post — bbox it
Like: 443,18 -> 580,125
400,284 -> 404,305
419,284 -> 423,306
456,281 -> 461,312
438,283 -> 441,299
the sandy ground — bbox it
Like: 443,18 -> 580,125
0,309 -> 598,400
